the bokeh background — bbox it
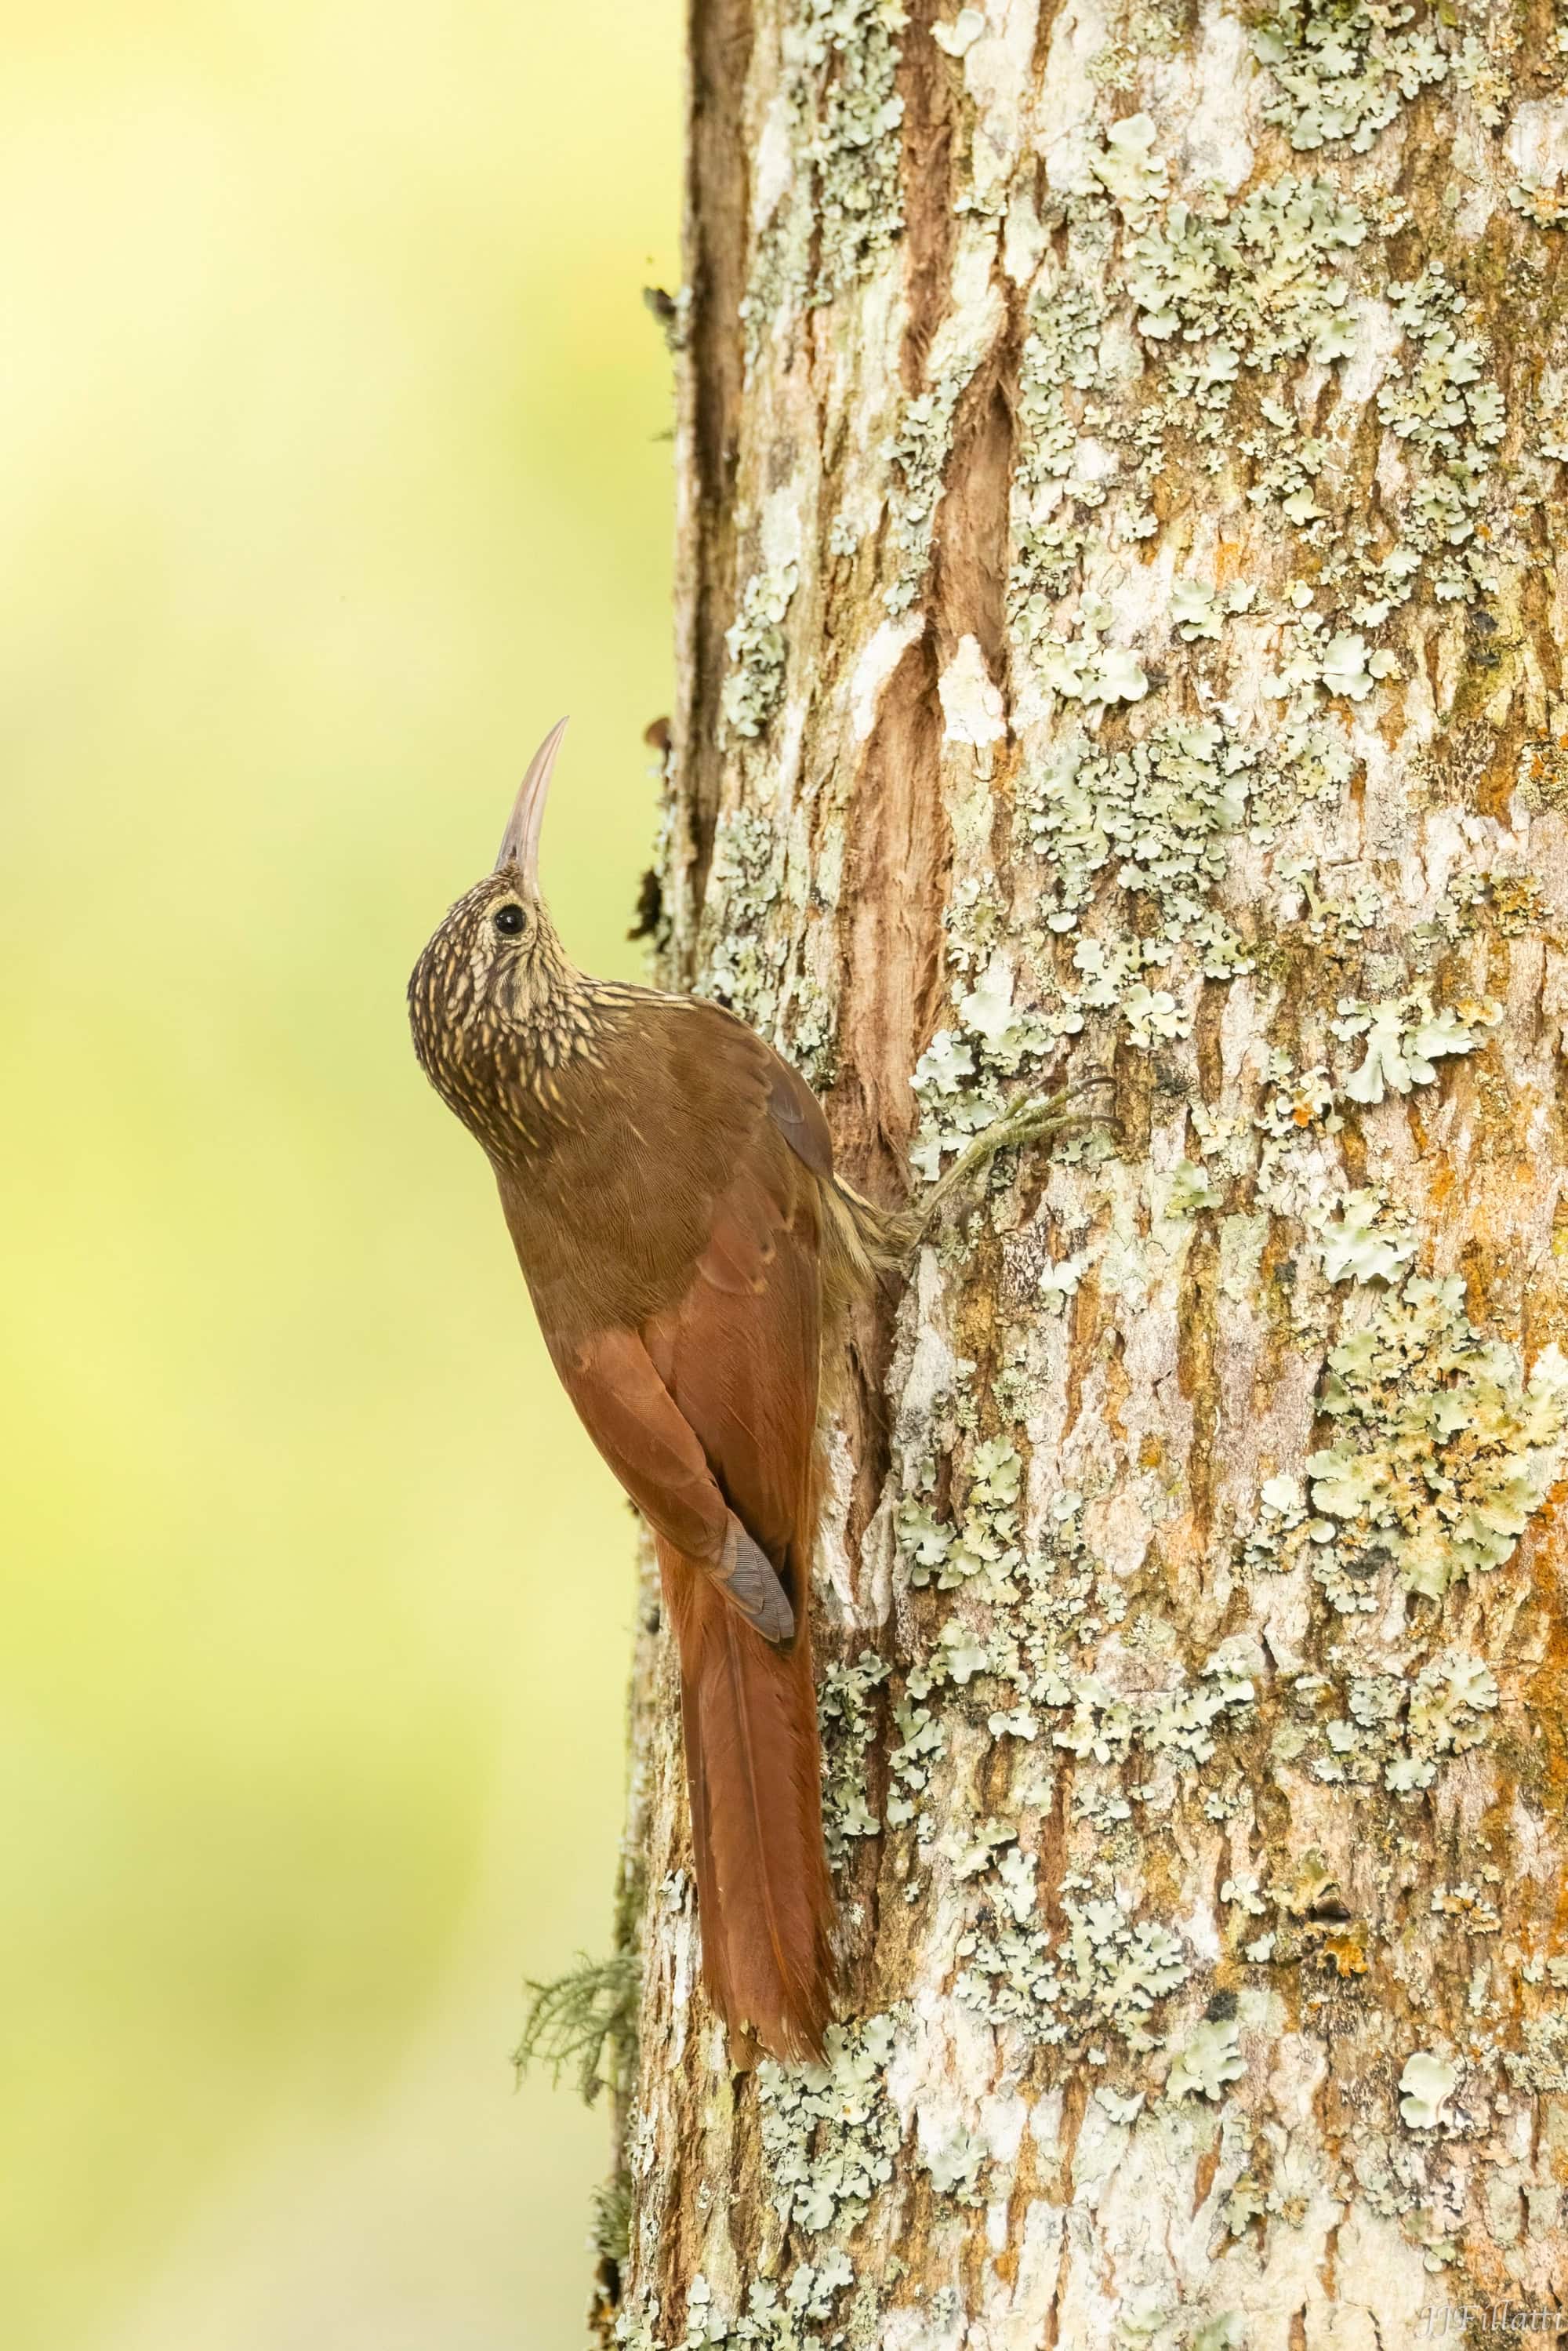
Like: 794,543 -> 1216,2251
2,4 -> 681,2343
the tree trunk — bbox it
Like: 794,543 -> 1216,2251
596,2 -> 1568,2342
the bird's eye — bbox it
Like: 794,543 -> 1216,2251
493,903 -> 525,937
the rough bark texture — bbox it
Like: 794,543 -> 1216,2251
596,2 -> 1568,2342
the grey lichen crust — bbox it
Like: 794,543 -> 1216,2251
616,0 -> 1568,2342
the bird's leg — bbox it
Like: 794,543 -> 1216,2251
916,1074 -> 1115,1237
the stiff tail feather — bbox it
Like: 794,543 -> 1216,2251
658,1542 -> 837,2062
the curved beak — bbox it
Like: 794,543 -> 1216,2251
494,716 -> 569,886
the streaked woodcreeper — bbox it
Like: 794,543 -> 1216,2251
408,721 -> 1093,2060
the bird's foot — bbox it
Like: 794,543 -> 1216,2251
919,1074 -> 1115,1234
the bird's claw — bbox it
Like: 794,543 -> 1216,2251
916,1070 -> 1117,1234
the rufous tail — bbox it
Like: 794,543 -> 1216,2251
658,1542 -> 837,2063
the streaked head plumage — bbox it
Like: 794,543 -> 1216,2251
407,720 -> 585,1157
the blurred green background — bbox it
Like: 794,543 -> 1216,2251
1,3 -> 680,2344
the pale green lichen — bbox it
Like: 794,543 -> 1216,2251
1087,0 -> 1181,88
1047,1648 -> 1257,1772
982,715 -> 1358,1066
740,0 -> 907,354
916,2117 -> 987,2200
1166,2016 -> 1247,2102
1171,576 -> 1257,641
1039,1247 -> 1091,1309
1261,610 -> 1400,701
1008,253 -> 1113,634
907,950 -> 1087,1180
1254,1278 -> 1568,1609
956,1869 -> 1192,2053
800,0 -> 906,300
1267,1644 -> 1501,1791
1251,0 -> 1450,154
818,1648 -> 891,1859
1316,1189 -> 1416,1285
1433,865 -> 1544,942
885,1675 -> 949,1831
673,2259 -> 855,2351
1033,611 -> 1150,711
1370,267 -> 1506,606
883,375 -> 966,616
1018,721 -> 1254,950
757,2014 -> 902,2233
886,1463 -> 1255,1879
1127,176 -> 1367,391
1275,856 -> 1388,946
699,806 -> 788,1023
1510,175 -> 1568,231
1399,2048 -> 1460,2129
1253,0 -> 1510,156
897,1436 -> 1024,1590
1429,1880 -> 1501,1932
1502,2011 -> 1568,2092
1329,990 -> 1501,1104
1004,710 -> 1352,1085
720,560 -> 799,742
1089,113 -> 1168,219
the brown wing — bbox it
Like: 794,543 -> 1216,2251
644,1131 -> 822,1597
499,993 -> 831,1622
546,1323 -> 797,1644
544,1118 -> 822,1631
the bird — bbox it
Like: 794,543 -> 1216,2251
408,720 -> 1102,2062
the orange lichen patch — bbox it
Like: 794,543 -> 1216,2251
1174,1239 -> 1221,1548
1516,734 -> 1568,812
989,2126 -> 1043,2291
1373,696 -> 1408,758
1138,1431 -> 1165,1472
1141,1825 -> 1185,1915
1459,1234 -> 1504,1331
1319,1924 -> 1370,1979
1487,875 -> 1545,936
1213,539 -> 1244,588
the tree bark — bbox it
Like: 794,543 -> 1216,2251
597,2 -> 1568,2342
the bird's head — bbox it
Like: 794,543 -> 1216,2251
408,718 -> 589,1159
